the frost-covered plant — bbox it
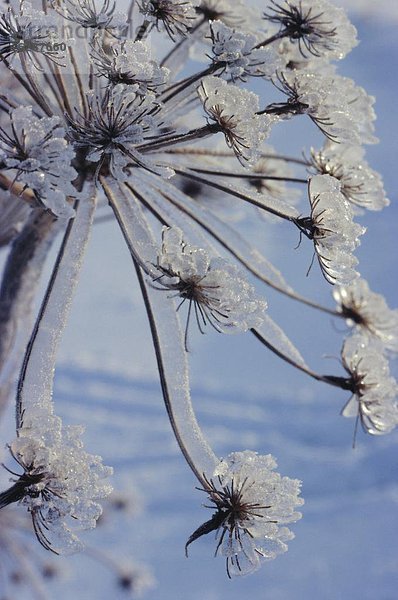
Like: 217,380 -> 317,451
0,0 -> 396,595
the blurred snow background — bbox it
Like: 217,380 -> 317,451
0,1 -> 397,599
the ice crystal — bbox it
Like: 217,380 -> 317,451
295,175 -> 365,285
334,279 -> 398,352
209,20 -> 279,81
154,227 -> 266,347
0,412 -> 113,554
0,107 -> 77,219
341,335 -> 398,435
186,451 -> 303,577
199,76 -> 273,165
309,142 -> 389,211
264,0 -> 358,59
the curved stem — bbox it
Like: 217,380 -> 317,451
139,123 -> 220,154
186,167 -> 308,185
172,166 -> 299,221
251,328 -> 353,390
134,261 -> 218,487
16,189 -> 97,428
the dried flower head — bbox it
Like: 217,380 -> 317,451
186,451 -> 303,577
264,0 -> 357,59
53,0 -> 126,31
341,335 -> 398,435
334,279 -> 398,352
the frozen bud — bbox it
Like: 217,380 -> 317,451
334,279 -> 398,352
309,142 -> 389,211
154,227 -> 267,349
186,451 -> 303,577
198,76 -> 274,165
295,175 -> 365,285
209,20 -> 280,81
341,334 -> 398,435
263,0 -> 358,59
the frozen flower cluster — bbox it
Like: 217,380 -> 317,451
295,175 -> 365,284
264,0 -> 358,59
0,0 -> 395,590
0,411 -> 113,554
341,335 -> 398,435
209,20 -> 278,81
186,451 -> 303,577
0,107 -> 77,218
199,76 -> 273,164
155,227 -> 266,346
334,279 -> 398,352
309,142 -> 389,211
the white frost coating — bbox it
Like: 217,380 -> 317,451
334,279 -> 398,352
341,334 -> 398,435
17,193 -> 97,425
188,451 -> 303,577
253,315 -> 309,370
112,190 -> 218,481
136,169 -> 296,292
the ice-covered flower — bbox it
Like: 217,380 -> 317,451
53,0 -> 126,31
334,279 -> 398,352
0,412 -> 113,554
137,0 -> 200,40
198,76 -> 273,165
309,142 -> 389,211
0,106 -> 77,219
264,71 -> 377,144
0,3 -> 65,66
340,335 -> 398,435
295,175 -> 365,284
209,20 -> 279,81
186,451 -> 303,577
263,0 -> 358,59
154,227 -> 266,348
91,39 -> 169,93
66,85 -> 173,180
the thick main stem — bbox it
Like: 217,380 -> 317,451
0,209 -> 58,418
